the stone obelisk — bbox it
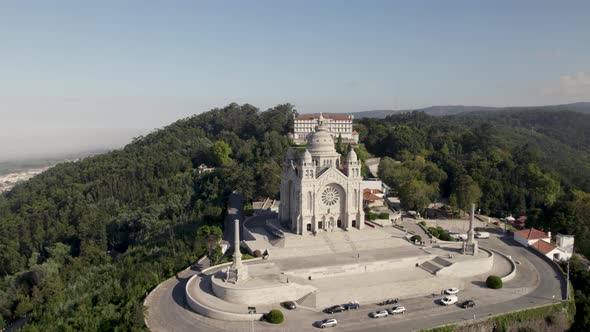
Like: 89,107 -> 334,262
227,218 -> 248,283
463,204 -> 479,255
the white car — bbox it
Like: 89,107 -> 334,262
475,232 -> 490,239
371,310 -> 389,318
449,233 -> 467,241
444,288 -> 459,295
319,318 -> 337,328
387,306 -> 406,315
441,295 -> 458,306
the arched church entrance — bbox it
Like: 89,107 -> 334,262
318,183 -> 346,231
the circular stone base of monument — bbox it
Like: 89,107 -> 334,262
210,270 -> 316,306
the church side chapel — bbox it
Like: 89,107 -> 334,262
279,115 -> 364,235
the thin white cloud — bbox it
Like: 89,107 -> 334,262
545,71 -> 590,98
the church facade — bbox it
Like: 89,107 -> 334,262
279,117 -> 364,235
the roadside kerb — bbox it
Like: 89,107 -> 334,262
489,249 -> 517,282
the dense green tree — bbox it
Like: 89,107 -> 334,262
196,225 -> 222,256
399,179 -> 438,213
211,140 -> 233,166
336,134 -> 344,154
450,175 -> 482,213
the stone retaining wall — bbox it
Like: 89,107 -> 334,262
436,248 -> 494,278
285,255 -> 435,280
211,274 -> 316,305
490,249 -> 517,282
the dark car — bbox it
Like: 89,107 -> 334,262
281,301 -> 296,310
461,300 -> 476,308
324,305 -> 346,314
379,298 -> 398,305
344,301 -> 360,310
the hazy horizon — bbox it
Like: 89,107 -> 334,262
2,1 -> 589,161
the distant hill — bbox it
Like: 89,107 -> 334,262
353,102 -> 590,119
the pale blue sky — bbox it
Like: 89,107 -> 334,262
1,1 -> 589,160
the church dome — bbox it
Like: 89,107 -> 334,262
301,149 -> 312,163
307,125 -> 335,154
346,148 -> 358,162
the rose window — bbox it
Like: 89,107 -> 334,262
321,187 -> 340,206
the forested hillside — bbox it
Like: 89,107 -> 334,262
0,104 -> 589,331
0,103 -> 294,330
357,110 -> 590,250
357,110 -> 590,331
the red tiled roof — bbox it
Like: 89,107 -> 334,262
352,130 -> 359,135
363,189 -> 383,201
514,227 -> 549,240
364,189 -> 383,194
295,114 -> 352,121
363,192 -> 382,201
530,240 -> 557,254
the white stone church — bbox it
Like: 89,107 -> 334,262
279,117 -> 365,234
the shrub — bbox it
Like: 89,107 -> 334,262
378,212 -> 390,219
410,235 -> 422,243
209,245 -> 223,264
244,203 -> 254,216
438,231 -> 453,241
367,212 -> 378,221
253,250 -> 262,257
486,275 -> 503,289
427,227 -> 440,238
419,221 -> 427,226
265,309 -> 284,324
242,253 -> 255,260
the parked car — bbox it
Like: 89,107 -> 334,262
379,298 -> 399,305
444,288 -> 459,295
475,232 -> 490,239
281,301 -> 296,310
449,233 -> 468,241
387,306 -> 406,315
319,318 -> 338,328
461,300 -> 476,308
370,310 -> 389,318
441,295 -> 458,306
344,301 -> 360,310
324,305 -> 345,314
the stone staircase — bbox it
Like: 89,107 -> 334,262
343,232 -> 359,257
419,261 -> 442,274
432,256 -> 453,267
296,291 -> 317,307
419,256 -> 453,275
321,232 -> 338,253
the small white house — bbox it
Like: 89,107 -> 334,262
514,228 -> 574,261
529,240 -> 570,261
513,228 -> 551,247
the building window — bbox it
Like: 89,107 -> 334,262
321,186 -> 340,206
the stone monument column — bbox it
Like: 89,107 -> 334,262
227,219 -> 248,283
463,204 -> 479,255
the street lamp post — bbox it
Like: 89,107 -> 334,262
566,257 -> 570,301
